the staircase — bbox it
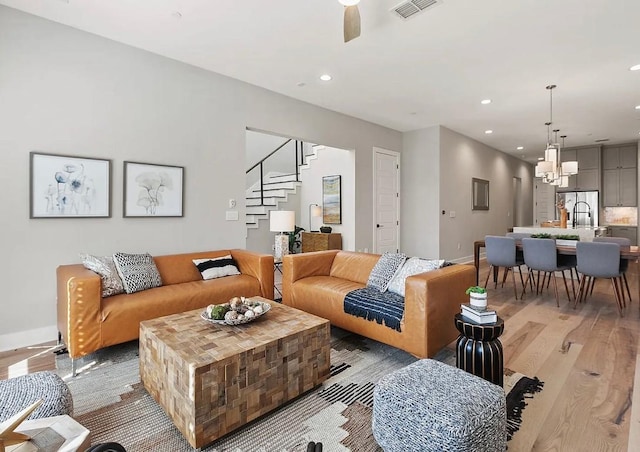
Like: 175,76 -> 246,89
245,145 -> 321,228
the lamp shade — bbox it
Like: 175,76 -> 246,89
562,161 -> 578,175
310,205 -> 323,217
270,210 -> 295,233
536,161 -> 554,175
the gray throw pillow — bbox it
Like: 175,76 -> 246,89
387,257 -> 445,297
113,252 -> 163,294
367,252 -> 407,293
80,253 -> 125,298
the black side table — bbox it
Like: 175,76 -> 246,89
454,313 -> 505,387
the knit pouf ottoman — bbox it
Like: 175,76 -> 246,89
373,359 -> 506,452
0,371 -> 73,422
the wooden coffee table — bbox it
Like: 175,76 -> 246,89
139,297 -> 331,449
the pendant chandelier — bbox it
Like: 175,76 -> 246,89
534,85 -> 578,187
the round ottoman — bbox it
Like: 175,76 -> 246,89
373,359 -> 506,452
0,371 -> 73,422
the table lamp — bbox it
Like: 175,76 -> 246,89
270,210 -> 295,260
309,204 -> 322,232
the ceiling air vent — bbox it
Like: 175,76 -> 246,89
594,138 -> 610,143
391,0 -> 442,20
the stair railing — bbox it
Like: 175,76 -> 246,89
246,138 -> 306,206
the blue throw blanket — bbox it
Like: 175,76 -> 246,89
343,287 -> 405,332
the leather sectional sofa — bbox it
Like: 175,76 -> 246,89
282,250 -> 475,359
57,249 -> 274,373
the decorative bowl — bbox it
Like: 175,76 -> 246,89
201,299 -> 271,326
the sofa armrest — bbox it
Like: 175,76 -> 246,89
403,264 -> 476,357
56,264 -> 103,360
230,249 -> 274,300
282,251 -> 339,304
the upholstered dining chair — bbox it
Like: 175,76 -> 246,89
521,238 -> 575,307
483,235 -> 524,300
593,237 -> 632,306
506,232 -> 533,291
575,241 -> 625,316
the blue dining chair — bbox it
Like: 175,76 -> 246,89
484,235 -> 524,300
593,237 -> 632,307
521,238 -> 575,307
575,241 -> 625,316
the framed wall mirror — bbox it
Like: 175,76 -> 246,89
472,178 -> 490,210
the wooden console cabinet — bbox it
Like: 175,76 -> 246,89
301,232 -> 342,252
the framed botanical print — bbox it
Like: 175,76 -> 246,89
30,152 -> 111,218
124,161 -> 184,217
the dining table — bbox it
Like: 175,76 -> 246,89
473,239 -> 640,305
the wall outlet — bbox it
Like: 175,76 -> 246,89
228,198 -> 236,208
457,243 -> 461,250
364,248 -> 369,253
225,210 -> 239,221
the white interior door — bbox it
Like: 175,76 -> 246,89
374,148 -> 400,253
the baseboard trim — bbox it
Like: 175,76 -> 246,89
0,325 -> 58,352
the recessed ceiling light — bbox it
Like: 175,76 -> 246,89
630,64 -> 640,71
484,130 -> 493,134
635,105 -> 640,110
339,0 -> 360,5
319,74 -> 332,81
481,99 -> 492,105
516,146 -> 524,150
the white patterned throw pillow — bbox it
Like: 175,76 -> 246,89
367,252 -> 407,293
80,254 -> 125,298
113,252 -> 163,294
387,257 -> 446,297
193,255 -> 241,280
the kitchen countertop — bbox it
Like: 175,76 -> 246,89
513,226 -> 602,241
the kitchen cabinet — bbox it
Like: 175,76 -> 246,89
608,226 -> 637,246
602,144 -> 637,207
301,232 -> 342,252
558,146 -> 601,192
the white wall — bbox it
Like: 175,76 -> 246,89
0,6 -> 401,349
299,146 -> 356,251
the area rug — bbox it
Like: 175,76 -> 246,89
54,329 -> 542,451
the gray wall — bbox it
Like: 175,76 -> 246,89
0,6 -> 401,349
439,127 -> 534,260
400,126 -> 534,261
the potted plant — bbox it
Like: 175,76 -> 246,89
465,286 -> 488,309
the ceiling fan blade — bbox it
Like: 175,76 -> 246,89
344,5 -> 361,43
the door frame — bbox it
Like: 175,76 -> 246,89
373,147 -> 401,253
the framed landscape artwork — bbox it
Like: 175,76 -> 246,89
322,174 -> 342,224
123,161 -> 184,217
30,152 -> 111,218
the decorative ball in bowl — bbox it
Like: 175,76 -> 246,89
201,296 -> 271,325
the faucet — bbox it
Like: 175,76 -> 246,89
572,201 -> 592,228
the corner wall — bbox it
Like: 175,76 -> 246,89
439,127 -> 534,261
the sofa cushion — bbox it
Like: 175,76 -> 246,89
193,255 -> 240,280
113,252 -> 163,294
329,252 -> 382,284
154,250 -> 233,285
367,252 -> 407,292
80,254 -> 124,298
388,257 -> 446,297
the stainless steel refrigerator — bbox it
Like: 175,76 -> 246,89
556,191 -> 599,227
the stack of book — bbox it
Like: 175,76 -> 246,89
460,303 -> 497,324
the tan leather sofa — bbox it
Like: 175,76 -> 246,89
282,250 -> 475,359
57,249 -> 274,373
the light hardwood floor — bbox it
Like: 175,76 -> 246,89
1,260 -> 639,451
